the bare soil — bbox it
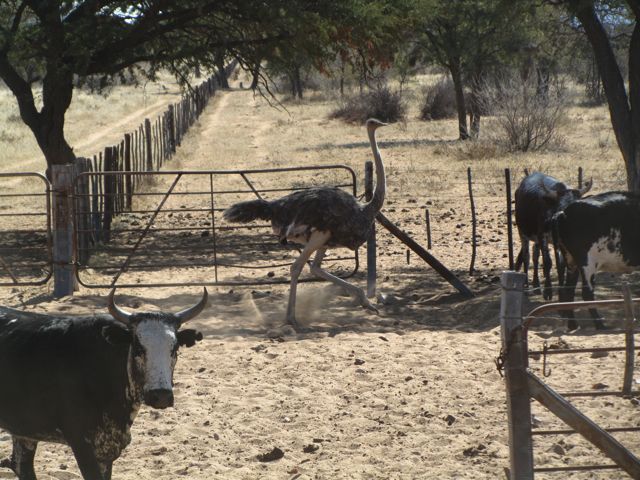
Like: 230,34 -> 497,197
0,77 -> 639,479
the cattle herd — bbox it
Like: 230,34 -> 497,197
515,171 -> 640,330
1,168 -> 640,479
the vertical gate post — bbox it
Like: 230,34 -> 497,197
167,105 -> 176,154
467,167 -> 477,275
622,284 -> 635,396
500,271 -> 533,480
144,118 -> 153,172
364,160 -> 376,298
74,158 -> 92,266
51,164 -> 78,297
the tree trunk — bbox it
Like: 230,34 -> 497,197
449,59 -> 469,140
214,53 -> 229,89
469,71 -> 482,139
250,61 -> 261,90
293,66 -> 303,99
574,3 -> 638,190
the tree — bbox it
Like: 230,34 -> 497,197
412,0 -> 536,139
553,0 -> 640,190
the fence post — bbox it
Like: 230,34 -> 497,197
578,166 -> 583,189
500,271 -> 533,480
623,284 -> 635,396
103,147 -> 114,242
505,168 -> 514,270
74,158 -> 92,266
124,133 -> 132,210
51,164 -> 77,297
467,167 -> 477,275
167,105 -> 176,154
425,208 -> 432,249
365,160 -> 376,298
144,118 -> 153,172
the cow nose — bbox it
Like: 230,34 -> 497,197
144,389 -> 174,409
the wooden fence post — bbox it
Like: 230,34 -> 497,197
74,158 -> 92,266
365,160 -> 376,298
168,104 -> 176,154
505,168 -> 515,270
103,147 -> 115,242
124,133 -> 132,210
51,164 -> 77,297
425,208 -> 432,249
144,118 -> 153,172
500,271 -> 533,480
467,166 -> 477,275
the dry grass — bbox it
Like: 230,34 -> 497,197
0,73 -> 183,173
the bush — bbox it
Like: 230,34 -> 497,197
420,77 -> 457,121
330,86 -> 406,124
480,75 -> 567,152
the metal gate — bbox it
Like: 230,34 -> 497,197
0,173 -> 52,286
73,166 -> 359,288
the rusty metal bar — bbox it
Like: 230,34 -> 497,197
557,390 -> 640,398
240,173 -> 264,200
534,464 -> 621,473
532,427 -> 640,436
529,346 -> 640,355
525,298 -> 640,329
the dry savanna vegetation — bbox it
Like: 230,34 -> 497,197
0,69 -> 638,480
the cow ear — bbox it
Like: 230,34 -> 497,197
102,324 -> 132,346
177,329 -> 203,348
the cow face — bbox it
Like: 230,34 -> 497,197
107,290 -> 207,409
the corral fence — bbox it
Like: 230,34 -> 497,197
0,163 -> 627,294
72,166 -> 359,288
498,271 -> 640,478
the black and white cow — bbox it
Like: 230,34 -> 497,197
514,172 -> 592,300
553,191 -> 640,330
0,289 -> 207,480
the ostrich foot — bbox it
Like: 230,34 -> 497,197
356,294 -> 379,314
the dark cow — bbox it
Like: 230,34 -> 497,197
514,172 -> 592,300
553,192 -> 640,330
0,289 -> 207,480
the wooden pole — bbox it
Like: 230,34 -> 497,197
505,168 -> 514,270
74,158 -> 92,266
51,164 -> 77,297
623,284 -> 635,396
124,133 -> 132,210
365,160 -> 376,298
168,104 -> 176,154
500,271 -> 533,480
578,166 -> 583,189
467,167 -> 477,275
376,212 -> 473,297
527,372 -> 640,477
144,118 -> 153,172
103,147 -> 114,242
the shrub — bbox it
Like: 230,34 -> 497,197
420,77 -> 457,121
330,86 -> 406,124
479,75 -> 567,152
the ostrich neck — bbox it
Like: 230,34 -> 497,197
364,128 -> 386,218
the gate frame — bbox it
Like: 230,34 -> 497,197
72,166 -> 360,289
499,271 -> 640,478
0,172 -> 53,287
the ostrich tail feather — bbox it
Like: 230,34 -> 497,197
223,199 -> 272,223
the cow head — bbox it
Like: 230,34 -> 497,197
542,178 -> 593,211
106,289 -> 207,409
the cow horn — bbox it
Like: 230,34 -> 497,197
175,288 -> 208,324
108,289 -> 133,325
579,178 -> 593,196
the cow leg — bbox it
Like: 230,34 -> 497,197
555,248 -> 565,291
519,238 -> 530,287
561,267 -> 580,331
532,243 -> 541,293
68,439 -> 104,480
540,238 -> 553,301
3,437 -> 37,480
579,267 -> 606,330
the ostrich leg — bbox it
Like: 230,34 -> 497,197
285,231 -> 330,329
310,248 -> 378,313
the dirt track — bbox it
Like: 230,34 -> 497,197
0,84 -> 639,479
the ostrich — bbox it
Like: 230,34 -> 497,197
223,118 -> 387,329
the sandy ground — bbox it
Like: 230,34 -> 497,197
0,79 -> 639,479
